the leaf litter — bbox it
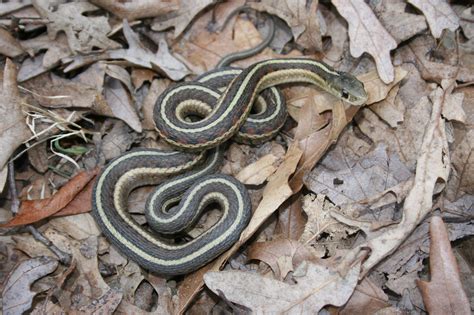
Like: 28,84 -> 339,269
0,1 -> 473,314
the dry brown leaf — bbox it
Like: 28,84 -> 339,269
370,85 -> 404,128
340,277 -> 390,315
248,239 -> 318,279
407,0 -> 460,38
109,20 -> 189,81
0,28 -> 24,58
416,216 -> 470,314
0,60 -> 31,190
248,0 -> 323,52
32,0 -> 120,53
2,256 -> 58,315
375,0 -> 428,43
151,0 -> 215,38
91,0 -> 179,21
18,33 -> 71,82
104,76 -> 142,133
300,194 -> 358,257
332,0 -> 397,83
78,289 -> 123,314
307,142 -> 411,207
204,261 -> 361,314
235,153 -> 281,185
337,86 -> 451,276
0,168 -> 99,227
141,79 -> 170,130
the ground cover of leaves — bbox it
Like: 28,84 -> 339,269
0,0 -> 472,314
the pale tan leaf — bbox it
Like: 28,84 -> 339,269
339,86 -> 451,276
32,0 -> 120,53
248,0 -> 323,51
151,0 -> 215,38
407,0 -> 460,38
416,216 -> 470,314
442,92 -> 466,123
0,28 -> 24,58
0,60 -> 31,176
109,21 -> 190,81
2,256 -> 58,315
340,278 -> 390,315
374,0 -> 427,43
332,0 -> 397,83
235,153 -> 280,185
90,0 -> 179,21
204,261 -> 361,314
248,239 -> 319,279
370,85 -> 405,128
104,76 -> 142,133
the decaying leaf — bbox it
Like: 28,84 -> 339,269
109,20 -> 190,80
248,239 -> 318,279
336,86 -> 451,276
32,0 -> 120,53
407,0 -> 460,38
248,0 -> 323,51
0,168 -> 98,227
0,28 -> 24,58
332,0 -> 397,83
416,216 -> 470,314
2,256 -> 58,315
0,60 -> 31,190
151,0 -> 215,38
235,153 -> 281,185
204,261 -> 361,314
91,0 -> 179,21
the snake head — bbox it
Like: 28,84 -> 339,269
330,72 -> 368,106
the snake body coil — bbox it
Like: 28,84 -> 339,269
92,58 -> 367,276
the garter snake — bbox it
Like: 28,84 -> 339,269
92,14 -> 368,276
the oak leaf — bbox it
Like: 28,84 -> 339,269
407,0 -> 459,38
332,0 -> 397,83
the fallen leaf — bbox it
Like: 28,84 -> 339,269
340,278 -> 390,315
151,0 -> 214,38
32,0 -> 120,53
18,33 -> 71,82
338,86 -> 451,276
300,194 -> 358,257
235,153 -> 280,185
2,256 -> 58,315
204,261 -> 361,314
104,76 -> 142,133
0,168 -> 99,227
0,60 -> 31,184
374,0 -> 427,43
416,216 -> 470,314
306,142 -> 412,206
248,0 -> 323,52
332,0 -> 397,83
248,239 -> 318,279
78,289 -> 123,314
407,0 -> 460,38
109,20 -> 190,81
370,84 -> 404,128
0,28 -> 24,58
91,0 -> 179,21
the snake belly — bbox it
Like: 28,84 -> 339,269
92,148 -> 252,276
154,58 -> 368,150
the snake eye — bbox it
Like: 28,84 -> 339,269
341,89 -> 349,99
